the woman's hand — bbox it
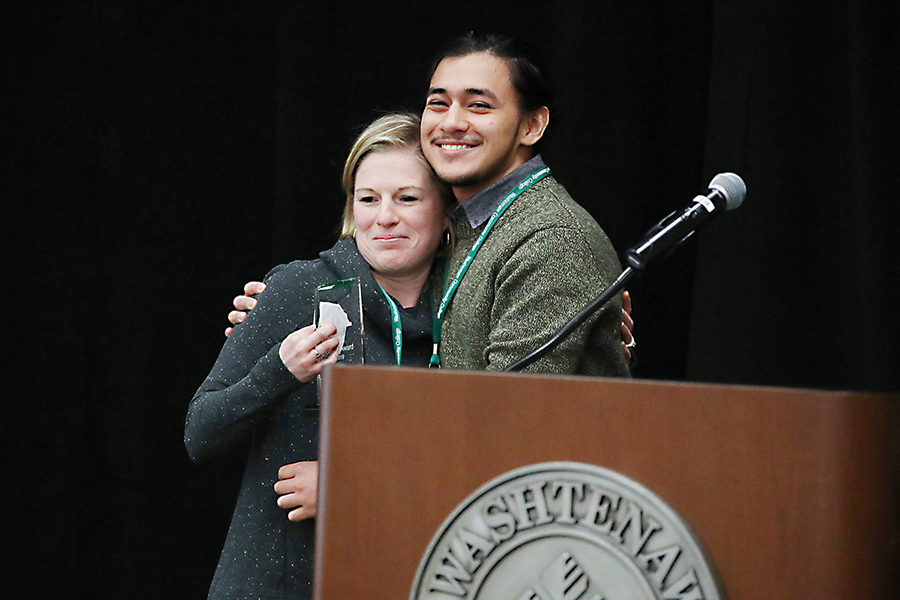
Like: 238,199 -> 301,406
278,323 -> 340,383
225,281 -> 266,336
621,290 -> 635,361
274,461 -> 318,521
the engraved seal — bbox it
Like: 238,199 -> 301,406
410,462 -> 723,600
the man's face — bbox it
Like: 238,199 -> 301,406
421,52 -> 533,203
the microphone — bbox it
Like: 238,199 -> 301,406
504,172 -> 746,372
625,172 -> 746,270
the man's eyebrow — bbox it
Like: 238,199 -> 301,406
465,88 -> 498,100
427,87 -> 499,101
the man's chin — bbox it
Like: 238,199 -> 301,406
431,167 -> 485,189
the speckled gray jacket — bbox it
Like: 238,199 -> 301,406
441,175 -> 631,377
185,238 -> 434,599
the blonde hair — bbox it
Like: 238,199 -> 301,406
339,112 -> 455,253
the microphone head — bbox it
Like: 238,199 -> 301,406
709,172 -> 746,210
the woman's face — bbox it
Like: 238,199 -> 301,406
353,149 -> 448,280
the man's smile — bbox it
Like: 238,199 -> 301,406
435,140 -> 479,152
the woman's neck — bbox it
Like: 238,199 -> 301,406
372,269 -> 429,308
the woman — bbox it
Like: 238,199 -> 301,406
185,112 -> 454,599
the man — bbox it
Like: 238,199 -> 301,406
419,33 -> 629,375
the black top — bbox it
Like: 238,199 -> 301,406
185,238 -> 435,599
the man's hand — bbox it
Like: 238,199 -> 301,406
620,290 -> 635,361
226,281 -> 636,360
274,461 -> 318,521
225,281 -> 266,336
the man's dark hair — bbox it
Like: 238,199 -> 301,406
429,32 -> 554,113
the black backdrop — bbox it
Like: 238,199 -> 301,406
5,1 -> 898,597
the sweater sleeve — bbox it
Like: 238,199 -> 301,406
485,226 -> 629,376
184,266 -> 310,463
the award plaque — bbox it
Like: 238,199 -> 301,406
314,278 -> 364,364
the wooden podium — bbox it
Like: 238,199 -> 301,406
315,365 -> 898,599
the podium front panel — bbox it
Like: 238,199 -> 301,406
316,365 -> 898,600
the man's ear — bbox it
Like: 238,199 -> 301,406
519,106 -> 550,147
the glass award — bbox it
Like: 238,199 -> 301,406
314,277 -> 364,364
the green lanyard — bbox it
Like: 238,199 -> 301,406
376,282 -> 437,366
429,166 -> 551,367
376,283 -> 403,365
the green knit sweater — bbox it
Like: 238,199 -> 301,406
441,175 -> 631,377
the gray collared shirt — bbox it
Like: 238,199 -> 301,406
449,155 -> 548,228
